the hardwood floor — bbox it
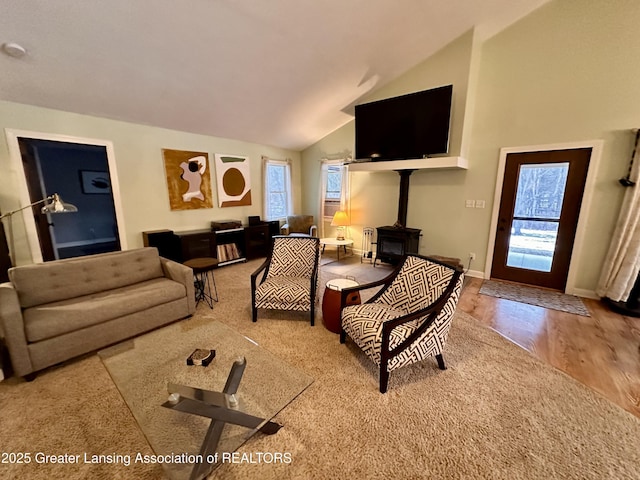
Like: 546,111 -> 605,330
459,276 -> 640,419
322,255 -> 640,418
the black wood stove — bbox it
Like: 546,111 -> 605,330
374,169 -> 422,266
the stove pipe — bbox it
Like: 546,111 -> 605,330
395,169 -> 415,228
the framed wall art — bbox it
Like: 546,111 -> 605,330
214,154 -> 252,207
80,170 -> 111,194
162,149 -> 214,211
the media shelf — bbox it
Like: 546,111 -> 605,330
213,227 -> 246,266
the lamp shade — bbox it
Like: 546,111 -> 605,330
0,192 -> 78,267
330,211 -> 350,227
41,194 -> 78,214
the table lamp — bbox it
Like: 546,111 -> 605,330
330,211 -> 350,240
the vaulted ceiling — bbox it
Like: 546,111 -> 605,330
0,0 -> 548,151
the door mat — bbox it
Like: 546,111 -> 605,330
479,280 -> 590,316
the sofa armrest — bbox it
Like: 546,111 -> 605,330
0,282 -> 33,377
280,223 -> 290,235
309,225 -> 318,237
160,257 -> 196,314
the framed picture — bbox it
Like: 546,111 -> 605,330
80,170 -> 111,194
162,149 -> 214,210
214,154 -> 252,207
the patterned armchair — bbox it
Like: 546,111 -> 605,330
280,215 -> 318,237
339,255 -> 463,393
251,236 -> 320,325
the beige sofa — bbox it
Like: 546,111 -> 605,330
0,247 -> 195,378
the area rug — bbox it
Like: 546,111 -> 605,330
479,279 -> 591,316
319,256 -> 336,266
0,260 -> 637,480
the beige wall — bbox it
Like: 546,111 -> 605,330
302,0 -> 640,294
0,101 -> 301,265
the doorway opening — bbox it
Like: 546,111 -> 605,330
6,130 -> 127,264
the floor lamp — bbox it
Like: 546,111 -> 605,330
0,193 -> 78,266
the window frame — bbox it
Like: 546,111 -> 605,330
263,157 -> 292,221
323,164 -> 343,219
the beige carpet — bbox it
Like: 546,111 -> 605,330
0,259 -> 639,480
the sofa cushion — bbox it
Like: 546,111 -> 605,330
23,277 -> 186,342
9,248 -> 164,308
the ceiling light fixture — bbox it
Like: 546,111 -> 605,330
2,42 -> 27,58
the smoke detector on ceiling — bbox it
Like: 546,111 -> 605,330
2,42 -> 27,58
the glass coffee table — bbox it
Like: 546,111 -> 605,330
99,321 -> 313,480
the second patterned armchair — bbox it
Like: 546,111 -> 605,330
251,236 -> 320,325
339,254 -> 464,393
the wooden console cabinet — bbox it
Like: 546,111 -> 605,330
143,221 -> 279,267
244,224 -> 270,259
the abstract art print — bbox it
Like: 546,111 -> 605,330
162,149 -> 214,210
214,154 -> 252,207
80,170 -> 111,194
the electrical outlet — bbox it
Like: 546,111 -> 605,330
469,252 -> 476,260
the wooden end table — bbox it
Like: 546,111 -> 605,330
322,278 -> 361,334
184,257 -> 219,308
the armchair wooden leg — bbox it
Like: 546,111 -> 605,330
340,329 -> 346,344
379,368 -> 389,394
252,305 -> 258,322
436,354 -> 446,370
310,304 -> 315,326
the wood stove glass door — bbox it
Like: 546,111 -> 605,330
490,148 -> 590,291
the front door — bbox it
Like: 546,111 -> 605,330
491,148 -> 591,291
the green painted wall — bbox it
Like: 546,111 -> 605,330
302,0 -> 640,294
0,101 -> 301,265
302,29 -> 479,244
3,0 -> 639,295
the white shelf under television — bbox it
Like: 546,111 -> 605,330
347,156 -> 468,172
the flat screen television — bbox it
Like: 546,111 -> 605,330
354,84 -> 453,161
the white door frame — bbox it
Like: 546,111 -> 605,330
484,140 -> 603,297
5,128 -> 127,263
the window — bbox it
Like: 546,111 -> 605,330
324,165 -> 343,218
319,159 -> 350,237
263,157 -> 292,221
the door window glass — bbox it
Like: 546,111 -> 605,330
506,163 -> 569,272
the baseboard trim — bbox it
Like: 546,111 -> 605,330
464,269 -> 485,279
567,288 -> 599,300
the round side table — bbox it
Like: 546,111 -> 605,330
320,238 -> 354,261
184,257 -> 219,309
321,278 -> 361,334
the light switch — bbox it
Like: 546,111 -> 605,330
475,200 -> 486,208
465,200 -> 474,208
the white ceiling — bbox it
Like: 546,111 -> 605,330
0,0 -> 548,151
